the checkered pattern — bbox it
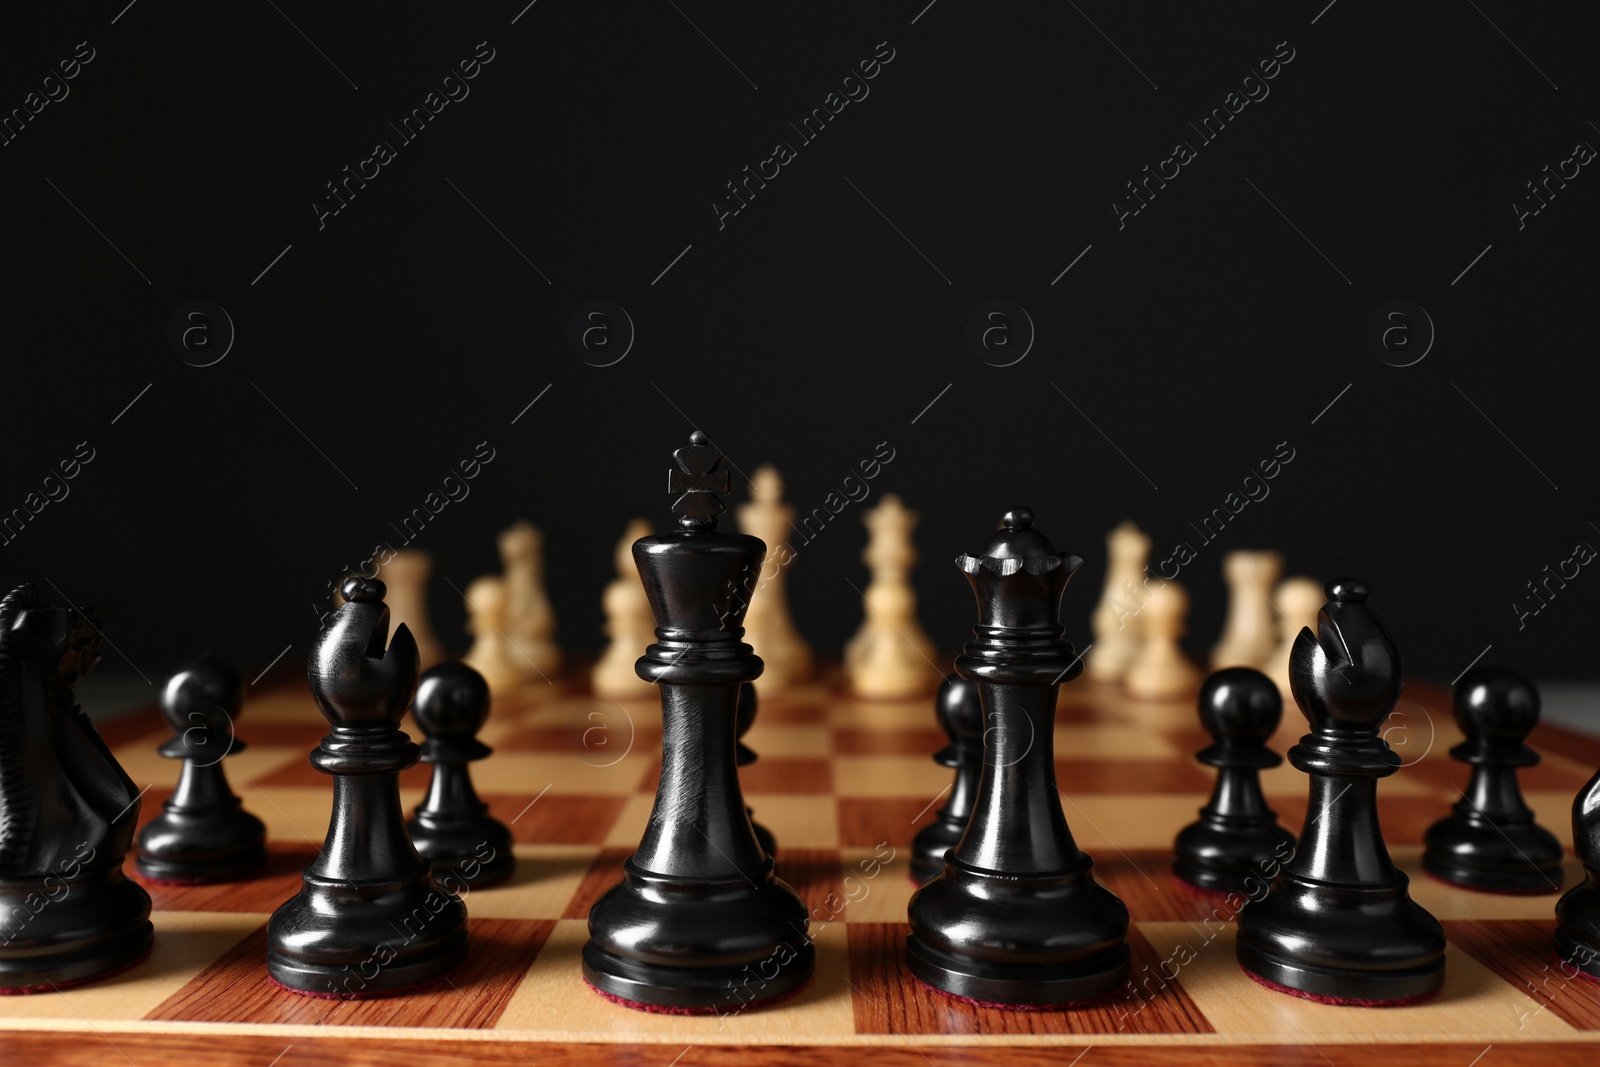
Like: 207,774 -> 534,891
2,674 -> 1598,1058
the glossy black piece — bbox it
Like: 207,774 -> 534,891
735,683 -> 776,859
0,584 -> 152,992
1236,579 -> 1446,1002
136,656 -> 267,883
906,508 -> 1130,1007
267,577 -> 468,997
910,673 -> 983,885
583,433 -> 813,1012
1174,668 -> 1297,894
407,661 -> 514,889
1556,764 -> 1600,977
1423,666 -> 1563,893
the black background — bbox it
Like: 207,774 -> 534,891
2,1 -> 1597,691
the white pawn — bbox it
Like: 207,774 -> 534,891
498,521 -> 562,681
1087,522 -> 1151,682
375,550 -> 445,668
846,494 -> 937,700
736,466 -> 813,690
461,575 -> 523,696
1210,550 -> 1285,670
592,519 -> 657,702
1266,577 -> 1324,701
1123,580 -> 1202,701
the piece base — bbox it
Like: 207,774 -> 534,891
1243,965 -> 1439,1007
905,934 -> 1130,1008
581,940 -> 815,1013
1237,941 -> 1445,1004
136,848 -> 267,886
0,946 -> 152,996
1422,857 -> 1564,896
266,939 -> 468,998
1553,928 -> 1600,979
266,963 -> 460,1000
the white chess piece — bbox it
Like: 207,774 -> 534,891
1087,522 -> 1151,682
1123,580 -> 1202,701
1266,577 -> 1324,702
375,550 -> 445,668
846,494 -> 937,700
592,519 -> 657,701
461,575 -> 523,696
736,466 -> 812,690
498,521 -> 562,680
1211,550 -> 1286,670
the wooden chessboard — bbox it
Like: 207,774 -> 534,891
4,671 -> 1599,1066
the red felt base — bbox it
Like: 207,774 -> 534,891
1423,869 -> 1561,896
1555,949 -> 1600,983
915,974 -> 1124,1013
1242,965 -> 1438,1007
585,976 -> 806,1016
1172,873 -> 1233,898
0,948 -> 151,996
266,965 -> 458,1000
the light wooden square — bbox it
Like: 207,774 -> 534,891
840,847 -> 917,921
0,911 -> 263,1022
460,845 -> 600,920
833,756 -> 949,797
1396,847 -> 1576,921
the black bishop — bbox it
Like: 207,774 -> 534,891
1236,579 -> 1445,1004
267,577 -> 468,996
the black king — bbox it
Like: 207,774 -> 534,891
582,432 -> 814,1012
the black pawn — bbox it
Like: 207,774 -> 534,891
1424,666 -> 1564,893
407,661 -> 514,888
735,683 -> 777,858
911,673 -> 983,885
1237,579 -> 1446,1003
1174,668 -> 1296,894
0,584 -> 152,992
267,577 -> 468,997
136,656 -> 267,883
1555,765 -> 1600,977
907,508 -> 1130,1007
583,433 -> 813,1013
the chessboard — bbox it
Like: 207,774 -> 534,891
3,670 -> 1599,1066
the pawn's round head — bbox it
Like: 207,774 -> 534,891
413,661 -> 491,737
1454,665 -> 1540,742
935,673 -> 984,740
160,655 -> 243,735
1198,666 -> 1282,742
